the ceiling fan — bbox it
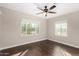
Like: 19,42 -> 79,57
36,4 -> 56,16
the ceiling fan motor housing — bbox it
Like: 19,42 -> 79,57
44,9 -> 48,12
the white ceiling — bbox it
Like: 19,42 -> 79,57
0,3 -> 79,19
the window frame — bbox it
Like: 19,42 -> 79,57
55,20 -> 67,37
21,19 -> 40,36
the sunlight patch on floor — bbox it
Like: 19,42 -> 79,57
12,49 -> 29,56
53,46 -> 71,56
12,52 -> 22,56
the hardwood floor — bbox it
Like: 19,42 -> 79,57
0,40 -> 79,56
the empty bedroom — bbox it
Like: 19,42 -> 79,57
0,3 -> 79,56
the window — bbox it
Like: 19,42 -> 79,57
55,21 -> 67,36
21,19 -> 39,35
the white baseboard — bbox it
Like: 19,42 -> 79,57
49,39 -> 79,49
0,38 -> 48,50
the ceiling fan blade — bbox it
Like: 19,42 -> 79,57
36,12 -> 44,14
49,5 -> 56,10
48,11 -> 56,14
37,7 -> 44,11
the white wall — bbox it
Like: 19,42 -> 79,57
0,8 -> 3,48
48,11 -> 79,48
0,11 -> 1,39
0,7 -> 47,50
